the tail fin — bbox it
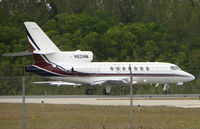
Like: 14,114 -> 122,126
24,22 -> 61,65
24,22 -> 60,53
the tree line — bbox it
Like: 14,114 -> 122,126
0,0 -> 199,94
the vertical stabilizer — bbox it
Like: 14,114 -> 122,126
24,22 -> 60,52
24,22 -> 61,65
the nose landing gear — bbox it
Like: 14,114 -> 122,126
103,85 -> 111,95
85,85 -> 112,95
163,84 -> 170,94
103,89 -> 110,95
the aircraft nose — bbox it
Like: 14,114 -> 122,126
187,73 -> 195,81
190,74 -> 195,81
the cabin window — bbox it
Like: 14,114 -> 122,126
110,66 -> 114,71
146,67 -> 149,71
116,67 -> 120,71
140,67 -> 143,71
134,67 -> 137,71
122,66 -> 126,71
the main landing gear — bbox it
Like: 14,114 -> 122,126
85,86 -> 112,95
85,88 -> 94,95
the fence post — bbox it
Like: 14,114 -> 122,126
199,96 -> 200,103
129,65 -> 133,129
22,76 -> 26,129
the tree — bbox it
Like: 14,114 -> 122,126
79,32 -> 104,61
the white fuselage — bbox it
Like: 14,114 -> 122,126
49,62 -> 194,85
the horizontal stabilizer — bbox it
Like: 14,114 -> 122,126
33,49 -> 56,55
2,51 -> 32,57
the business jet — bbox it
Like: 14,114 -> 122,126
4,22 -> 195,95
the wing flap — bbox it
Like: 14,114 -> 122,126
91,79 -> 128,86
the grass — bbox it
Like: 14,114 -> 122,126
0,103 -> 200,129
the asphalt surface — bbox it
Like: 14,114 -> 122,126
1,94 -> 200,108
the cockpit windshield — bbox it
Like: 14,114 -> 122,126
170,66 -> 181,70
175,66 -> 181,70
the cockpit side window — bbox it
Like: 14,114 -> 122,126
170,66 -> 181,70
170,66 -> 176,70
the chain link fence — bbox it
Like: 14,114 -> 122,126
0,76 -> 200,129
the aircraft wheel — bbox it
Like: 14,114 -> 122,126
85,89 -> 94,95
103,89 -> 110,95
164,90 -> 169,95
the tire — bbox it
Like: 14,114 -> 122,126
103,89 -> 110,95
85,89 -> 94,95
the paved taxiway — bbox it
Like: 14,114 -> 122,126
0,94 -> 200,108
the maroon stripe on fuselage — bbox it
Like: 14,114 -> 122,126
35,62 -> 72,76
33,54 -> 49,66
29,43 -> 49,66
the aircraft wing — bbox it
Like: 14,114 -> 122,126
91,79 -> 129,86
32,81 -> 81,87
